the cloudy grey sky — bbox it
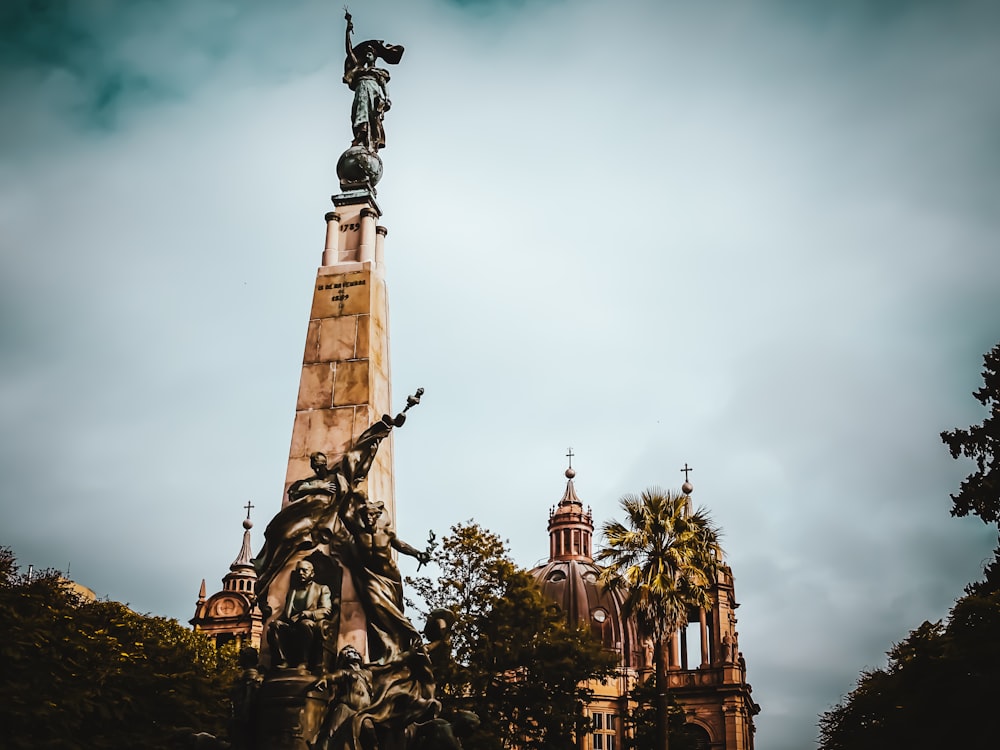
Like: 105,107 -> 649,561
2,0 -> 999,747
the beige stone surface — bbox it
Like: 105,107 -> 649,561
333,359 -> 370,406
318,316 -> 358,362
336,204 -> 364,260
351,405 -> 376,443
317,260 -> 370,276
288,412 -> 311,458
284,262 -> 394,518
302,320 -> 321,364
296,363 -> 334,410
311,271 -> 371,319
367,450 -> 395,518
338,565 -> 368,657
306,407 -> 356,457
355,314 -> 370,359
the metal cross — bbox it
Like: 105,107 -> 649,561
566,447 -> 575,469
680,463 -> 693,482
244,500 -> 255,519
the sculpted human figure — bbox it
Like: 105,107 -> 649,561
720,632 -> 733,663
267,560 -> 334,670
252,409 -> 406,601
339,494 -> 431,664
342,10 -> 404,153
288,452 -> 340,504
313,645 -> 376,750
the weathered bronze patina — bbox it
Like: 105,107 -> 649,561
266,560 -> 335,671
336,10 -> 404,192
240,388 -> 477,750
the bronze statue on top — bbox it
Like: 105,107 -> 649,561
343,10 -> 403,154
336,10 -> 404,192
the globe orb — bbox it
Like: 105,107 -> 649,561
337,146 -> 383,191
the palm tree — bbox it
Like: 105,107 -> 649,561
596,488 -> 722,750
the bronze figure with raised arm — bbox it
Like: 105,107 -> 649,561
342,10 -> 404,154
338,493 -> 431,665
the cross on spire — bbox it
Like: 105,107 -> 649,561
566,447 -> 575,470
244,500 -> 254,520
681,463 -> 693,482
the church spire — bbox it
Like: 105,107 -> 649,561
547,449 -> 594,562
231,501 -> 255,572
222,504 -> 258,596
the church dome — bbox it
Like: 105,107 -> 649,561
529,460 -> 642,668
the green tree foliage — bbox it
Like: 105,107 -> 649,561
406,522 -> 617,750
941,342 -> 1000,523
818,567 -> 1000,750
820,343 -> 1000,748
596,489 -> 722,750
0,547 -> 239,750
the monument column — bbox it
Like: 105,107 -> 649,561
286,191 -> 394,521
282,191 -> 397,659
276,10 -> 406,661
245,14 -> 441,750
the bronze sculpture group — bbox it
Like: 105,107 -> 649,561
239,386 -> 473,750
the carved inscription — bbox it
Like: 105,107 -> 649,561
340,222 -> 360,233
316,279 -> 367,303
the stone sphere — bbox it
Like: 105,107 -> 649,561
337,145 -> 383,190
682,481 -> 694,495
243,518 -> 254,530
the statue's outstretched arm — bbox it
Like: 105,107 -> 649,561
344,11 -> 357,66
391,533 -> 431,566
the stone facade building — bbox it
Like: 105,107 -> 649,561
530,465 -> 759,750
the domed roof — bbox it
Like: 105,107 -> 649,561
531,557 -> 640,667
529,458 -> 641,668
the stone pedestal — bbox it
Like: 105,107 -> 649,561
253,671 -> 328,750
280,190 -> 393,661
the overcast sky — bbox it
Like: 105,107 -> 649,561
2,0 -> 999,747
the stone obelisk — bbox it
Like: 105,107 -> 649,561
280,12 -> 405,658
285,196 -> 394,519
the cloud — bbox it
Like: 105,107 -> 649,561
2,2 -> 999,749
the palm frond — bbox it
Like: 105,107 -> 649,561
597,487 -> 723,640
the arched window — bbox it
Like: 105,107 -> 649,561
680,723 -> 711,750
